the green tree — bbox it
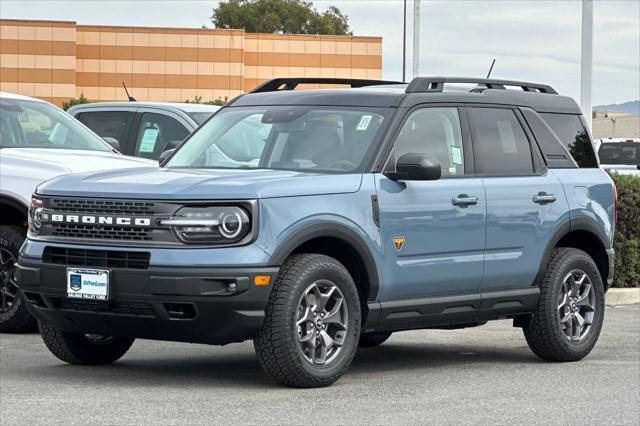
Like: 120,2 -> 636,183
211,0 -> 351,35
62,94 -> 89,111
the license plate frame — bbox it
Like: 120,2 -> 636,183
66,268 -> 110,301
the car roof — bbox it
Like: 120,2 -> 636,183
0,91 -> 48,103
68,101 -> 220,114
231,78 -> 582,114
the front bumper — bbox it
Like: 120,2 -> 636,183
16,257 -> 278,345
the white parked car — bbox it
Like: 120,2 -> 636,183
0,92 -> 156,332
595,138 -> 640,176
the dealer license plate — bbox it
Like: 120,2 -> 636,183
66,268 -> 110,301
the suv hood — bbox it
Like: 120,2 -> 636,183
37,167 -> 364,199
0,148 -> 156,174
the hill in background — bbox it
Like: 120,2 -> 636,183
594,100 -> 640,115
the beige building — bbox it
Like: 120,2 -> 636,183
592,111 -> 640,139
0,19 -> 383,106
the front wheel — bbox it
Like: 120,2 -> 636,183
39,321 -> 134,365
524,248 -> 605,362
0,225 -> 36,333
254,254 -> 361,388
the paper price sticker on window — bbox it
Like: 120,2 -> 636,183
357,115 -> 372,131
451,146 -> 463,165
139,128 -> 159,153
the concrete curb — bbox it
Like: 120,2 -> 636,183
606,288 -> 640,306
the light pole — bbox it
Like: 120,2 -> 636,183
413,0 -> 421,78
402,0 -> 407,82
581,0 -> 594,130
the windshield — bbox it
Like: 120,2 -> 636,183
0,98 -> 111,151
598,143 -> 639,165
167,106 -> 391,173
187,111 -> 216,126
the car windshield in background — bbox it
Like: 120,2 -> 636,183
598,143 -> 640,165
187,112 -> 216,125
167,106 -> 391,173
0,98 -> 111,151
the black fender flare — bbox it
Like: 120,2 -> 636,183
533,216 -> 612,286
267,222 -> 380,302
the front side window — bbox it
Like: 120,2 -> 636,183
77,111 -> 132,145
167,106 -> 390,173
387,107 -> 465,177
469,107 -> 534,175
135,113 -> 190,160
0,99 -> 111,151
540,113 -> 598,168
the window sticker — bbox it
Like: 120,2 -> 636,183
139,128 -> 159,153
450,146 -> 463,165
356,115 -> 372,131
496,121 -> 518,153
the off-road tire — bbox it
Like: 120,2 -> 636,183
0,225 -> 36,333
254,253 -> 361,388
359,331 -> 392,347
39,321 -> 134,365
524,247 -> 605,362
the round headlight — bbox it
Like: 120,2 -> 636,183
162,206 -> 251,244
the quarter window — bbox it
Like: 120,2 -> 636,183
388,107 -> 465,177
540,113 -> 598,168
469,108 -> 534,175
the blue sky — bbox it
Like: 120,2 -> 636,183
1,0 -> 638,105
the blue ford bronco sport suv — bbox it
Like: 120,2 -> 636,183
17,77 -> 616,388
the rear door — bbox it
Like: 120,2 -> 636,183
468,106 -> 569,291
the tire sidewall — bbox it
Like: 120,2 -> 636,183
546,251 -> 605,355
0,226 -> 26,324
286,259 -> 361,381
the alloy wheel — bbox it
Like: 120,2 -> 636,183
295,280 -> 348,365
0,248 -> 18,314
558,269 -> 595,341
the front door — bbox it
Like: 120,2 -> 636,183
376,106 -> 486,300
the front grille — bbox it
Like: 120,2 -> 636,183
50,199 -> 156,215
43,247 -> 150,269
56,298 -> 156,317
51,224 -> 152,241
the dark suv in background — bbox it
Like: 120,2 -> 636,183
67,102 -> 219,161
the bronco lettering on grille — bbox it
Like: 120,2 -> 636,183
48,213 -> 152,227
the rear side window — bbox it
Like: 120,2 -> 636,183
469,107 -> 534,175
135,113 -> 190,160
540,113 -> 598,168
77,111 -> 132,145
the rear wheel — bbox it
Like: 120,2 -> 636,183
39,321 -> 134,365
359,331 -> 392,347
254,254 -> 361,388
0,225 -> 36,333
524,248 -> 605,362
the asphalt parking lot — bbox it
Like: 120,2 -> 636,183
1,304 -> 638,425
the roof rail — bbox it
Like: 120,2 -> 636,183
405,77 -> 558,95
249,78 -> 404,93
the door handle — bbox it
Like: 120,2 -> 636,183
533,192 -> 557,204
452,194 -> 479,206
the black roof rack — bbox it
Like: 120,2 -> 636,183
249,77 -> 404,93
405,77 -> 558,95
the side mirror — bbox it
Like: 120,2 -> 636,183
386,153 -> 441,181
102,137 -> 120,151
159,149 -> 175,165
